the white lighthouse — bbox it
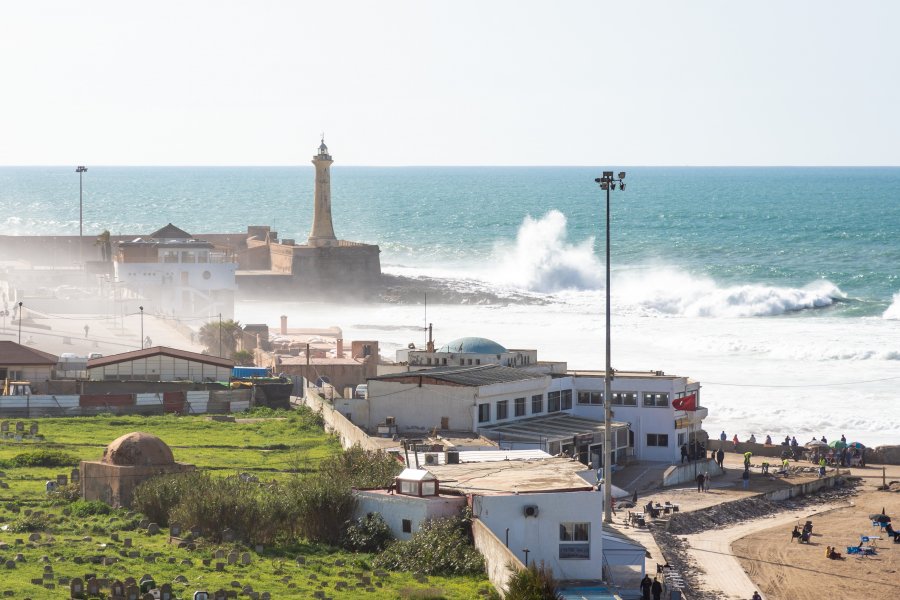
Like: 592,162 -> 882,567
307,137 -> 337,247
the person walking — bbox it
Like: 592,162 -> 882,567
716,447 -> 725,469
83,324 -> 89,338
704,470 -> 711,492
680,444 -> 688,464
742,468 -> 750,490
640,574 -> 652,600
651,577 -> 663,600
696,472 -> 705,493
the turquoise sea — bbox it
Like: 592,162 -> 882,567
1,165 -> 899,444
1,166 -> 898,315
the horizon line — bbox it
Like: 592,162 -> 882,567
2,164 -> 900,169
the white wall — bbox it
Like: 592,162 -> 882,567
366,381 -> 476,432
473,491 -> 603,581
354,491 -> 466,540
89,356 -> 230,382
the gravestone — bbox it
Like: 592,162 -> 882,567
241,585 -> 253,594
29,423 -> 38,436
190,526 -> 201,538
240,553 -> 251,565
46,480 -> 59,493
213,591 -> 227,600
15,422 -> 24,433
227,552 -> 237,565
147,523 -> 160,535
123,538 -> 132,548
28,533 -> 40,542
167,556 -> 176,564
254,544 -> 263,554
0,422 -> 8,434
214,549 -> 225,559
71,468 -> 80,483
215,562 -> 225,571
260,593 -> 270,600
139,518 -> 150,529
175,574 -> 189,583
143,593 -> 154,600
159,583 -> 173,600
111,533 -> 120,542
169,524 -> 181,537
180,559 -> 192,566
111,580 -> 125,599
125,585 -> 140,600
87,578 -> 101,596
69,577 -> 84,597
3,561 -> 14,569
57,474 -> 68,486
139,575 -> 156,593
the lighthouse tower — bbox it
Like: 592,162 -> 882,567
307,137 -> 337,247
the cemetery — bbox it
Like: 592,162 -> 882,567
0,411 -> 496,599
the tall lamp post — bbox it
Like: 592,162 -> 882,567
17,301 -> 24,345
218,313 -> 223,357
76,166 -> 88,262
139,306 -> 144,349
595,171 -> 626,524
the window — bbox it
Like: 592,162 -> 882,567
442,358 -> 447,365
561,390 -> 572,410
643,392 -> 669,407
496,400 -> 508,420
647,434 -> 669,447
514,397 -> 526,417
426,358 -> 432,365
478,403 -> 491,423
611,392 -> 638,406
467,359 -> 473,365
677,433 -> 686,446
531,394 -> 543,414
559,522 -> 591,560
548,391 -> 561,412
577,391 -> 602,405
402,519 -> 412,533
400,481 -> 416,494
475,359 -> 481,365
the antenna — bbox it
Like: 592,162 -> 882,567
424,292 -> 427,347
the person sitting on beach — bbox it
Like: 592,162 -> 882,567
720,431 -> 727,442
884,522 -> 900,542
765,435 -> 772,446
748,434 -> 757,444
751,592 -> 762,600
733,434 -> 740,448
825,546 -> 843,559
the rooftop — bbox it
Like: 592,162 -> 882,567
436,336 -> 507,355
427,456 -> 594,494
0,341 -> 58,366
478,413 -> 630,443
373,364 -> 546,387
87,346 -> 234,369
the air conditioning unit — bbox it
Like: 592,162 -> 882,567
424,453 -> 439,466
523,505 -> 539,518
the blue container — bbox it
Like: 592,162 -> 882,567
232,367 -> 269,379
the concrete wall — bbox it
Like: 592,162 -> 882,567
366,380 -> 476,432
662,458 -> 723,487
474,491 -> 603,581
354,491 -> 466,541
472,517 -> 524,597
300,391 -> 384,451
81,460 -> 195,508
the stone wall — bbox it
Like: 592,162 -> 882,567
662,458 -> 724,487
298,391 -> 384,451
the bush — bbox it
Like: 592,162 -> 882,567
320,444 -> 403,489
69,499 -> 112,517
11,449 -> 79,468
284,474 -> 357,545
132,471 -> 210,527
342,512 -> 394,552
49,482 -> 82,503
505,562 -> 563,600
374,517 -> 484,576
9,513 -> 45,533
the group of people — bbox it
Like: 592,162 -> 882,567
639,574 -> 663,600
679,440 -> 707,463
695,471 -> 711,492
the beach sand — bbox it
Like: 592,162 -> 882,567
733,464 -> 900,599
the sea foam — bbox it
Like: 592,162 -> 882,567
884,291 -> 900,319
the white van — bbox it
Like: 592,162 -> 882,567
355,384 -> 368,399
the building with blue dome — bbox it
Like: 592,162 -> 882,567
403,335 -> 562,372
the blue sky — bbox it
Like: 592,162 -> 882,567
2,1 -> 898,166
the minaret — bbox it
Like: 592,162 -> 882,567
307,136 -> 337,247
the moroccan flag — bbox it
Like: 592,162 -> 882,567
673,394 -> 696,411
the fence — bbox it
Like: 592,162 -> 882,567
0,389 -> 252,418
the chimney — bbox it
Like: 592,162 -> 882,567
336,338 -> 344,357
280,315 -> 287,335
426,323 -> 434,353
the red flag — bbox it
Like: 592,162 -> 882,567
673,394 -> 696,411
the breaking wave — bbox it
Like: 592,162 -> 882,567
884,292 -> 900,319
489,210 -> 603,292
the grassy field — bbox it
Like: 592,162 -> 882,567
0,411 -> 496,599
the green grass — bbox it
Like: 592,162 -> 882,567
0,412 -> 496,599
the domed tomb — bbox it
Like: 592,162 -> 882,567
82,431 -> 194,508
437,337 -> 508,355
102,432 -> 175,467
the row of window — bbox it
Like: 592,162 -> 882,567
575,391 -> 670,407
478,391 -> 572,423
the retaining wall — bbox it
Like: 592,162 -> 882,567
472,518 -> 523,597
663,458 -> 724,487
298,391 -> 384,451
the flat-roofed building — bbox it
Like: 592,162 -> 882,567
87,346 -> 233,382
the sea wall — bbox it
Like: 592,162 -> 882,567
714,439 -> 900,465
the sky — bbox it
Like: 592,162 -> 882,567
2,1 -> 899,166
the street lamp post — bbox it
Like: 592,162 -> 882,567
76,166 -> 87,263
219,313 -> 223,357
17,301 -> 23,345
595,170 -> 626,524
139,306 -> 144,349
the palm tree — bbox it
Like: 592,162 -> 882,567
198,319 -> 242,357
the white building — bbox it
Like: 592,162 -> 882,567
114,223 -> 236,319
368,336 -> 707,465
87,346 -> 233,382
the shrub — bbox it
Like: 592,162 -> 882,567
69,499 -> 112,517
9,513 -> 45,533
285,474 -> 357,545
11,449 -> 79,468
374,517 -> 484,576
132,471 -> 210,527
320,444 -> 403,489
342,512 -> 394,552
49,482 -> 82,503
505,562 -> 563,600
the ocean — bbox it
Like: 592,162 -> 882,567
1,165 -> 898,445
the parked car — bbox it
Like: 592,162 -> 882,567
355,384 -> 368,399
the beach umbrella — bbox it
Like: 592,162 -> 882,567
805,439 -> 827,448
869,514 -> 891,523
829,440 -> 847,450
848,441 -> 865,449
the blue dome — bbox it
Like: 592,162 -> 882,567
437,337 -> 507,355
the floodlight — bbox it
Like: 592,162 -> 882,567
618,172 -> 626,179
